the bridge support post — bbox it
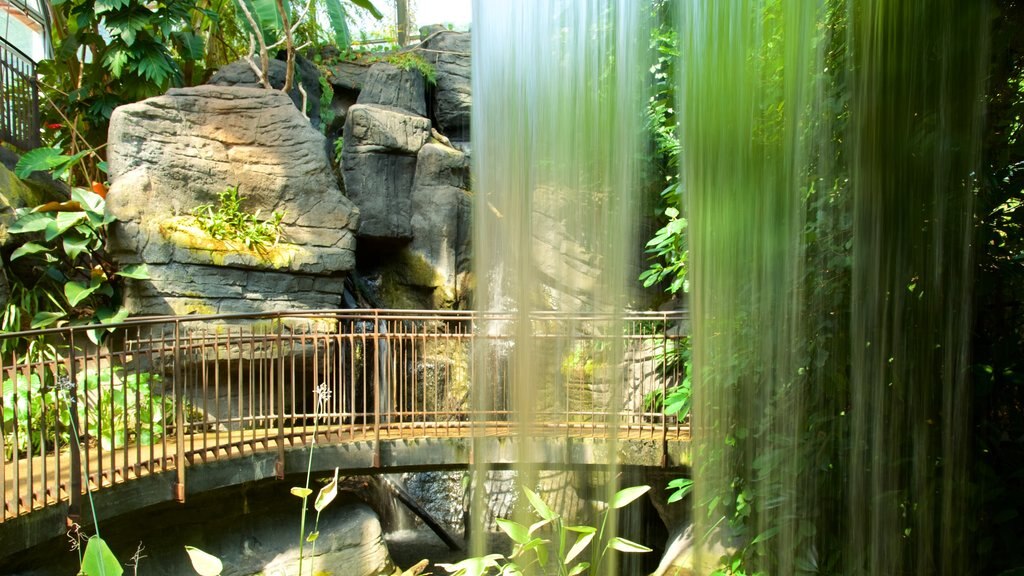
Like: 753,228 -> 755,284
276,317 -> 286,479
373,310 -> 381,468
67,329 -> 82,525
173,321 -> 186,503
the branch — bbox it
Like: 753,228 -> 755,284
235,0 -> 272,88
275,0 -> 295,92
245,34 -> 271,89
297,82 -> 309,120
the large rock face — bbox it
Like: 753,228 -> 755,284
106,85 -> 359,316
420,31 -> 472,139
208,55 -> 324,129
356,63 -> 427,116
342,103 -> 430,240
410,143 -> 472,307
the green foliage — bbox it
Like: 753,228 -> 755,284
383,51 -> 437,84
318,76 -> 336,133
39,0 -> 201,185
192,187 -> 285,249
5,187 -> 148,336
78,369 -> 174,450
2,367 -> 172,458
437,486 -> 651,576
81,535 -> 124,576
641,1 -> 686,297
640,206 -> 688,294
185,546 -> 223,576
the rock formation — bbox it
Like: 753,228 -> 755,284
419,31 -> 472,140
105,85 -> 359,317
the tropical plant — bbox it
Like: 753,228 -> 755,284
78,369 -> 175,450
37,0 -> 205,186
3,185 -> 148,334
437,485 -> 652,576
191,186 -> 285,249
2,367 -> 172,458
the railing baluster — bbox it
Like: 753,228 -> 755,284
173,321 -> 185,502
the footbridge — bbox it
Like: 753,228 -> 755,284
1,309 -> 689,551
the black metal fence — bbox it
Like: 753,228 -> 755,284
0,36 -> 40,151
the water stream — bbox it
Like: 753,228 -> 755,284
471,0 -> 989,574
470,0 -> 649,569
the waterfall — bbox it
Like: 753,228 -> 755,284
679,1 -> 988,574
470,0 -> 650,569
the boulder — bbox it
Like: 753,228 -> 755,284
341,151 -> 417,240
106,85 -> 359,317
341,104 -> 431,240
409,143 -> 471,306
346,104 -> 432,154
357,62 -> 427,117
325,59 -> 371,92
419,31 -> 472,138
208,54 -> 324,129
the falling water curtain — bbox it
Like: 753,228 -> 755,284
681,0 -> 987,574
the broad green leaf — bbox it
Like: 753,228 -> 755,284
94,0 -> 132,14
325,0 -> 351,48
609,485 -> 650,509
290,487 -> 313,498
567,563 -> 590,576
104,46 -> 130,75
667,478 -> 693,504
184,545 -> 223,576
116,263 -> 150,279
564,532 -> 594,564
95,306 -> 129,327
8,211 -> 54,234
14,147 -> 66,178
565,525 -> 596,534
171,30 -> 205,61
82,536 -> 124,576
516,537 -> 548,566
751,526 -> 780,545
65,279 -> 101,307
314,467 -> 339,512
63,230 -> 90,261
44,211 -> 87,241
30,311 -> 66,328
527,518 -> 551,536
523,487 -> 556,521
306,531 -> 319,542
348,0 -> 383,19
665,206 -> 679,218
10,242 -> 50,261
496,518 -> 530,545
607,536 -> 652,554
71,186 -> 106,217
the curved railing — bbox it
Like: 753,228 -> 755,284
1,309 -> 688,523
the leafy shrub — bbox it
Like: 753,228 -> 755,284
192,187 -> 285,249
5,186 -> 148,334
2,367 -> 173,457
438,485 -> 652,576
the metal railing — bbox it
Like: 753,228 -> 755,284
1,309 -> 688,523
0,36 -> 40,151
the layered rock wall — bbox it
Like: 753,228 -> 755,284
106,85 -> 359,316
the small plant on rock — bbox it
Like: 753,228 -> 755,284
191,187 -> 285,250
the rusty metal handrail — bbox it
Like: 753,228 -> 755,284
1,309 -> 688,524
